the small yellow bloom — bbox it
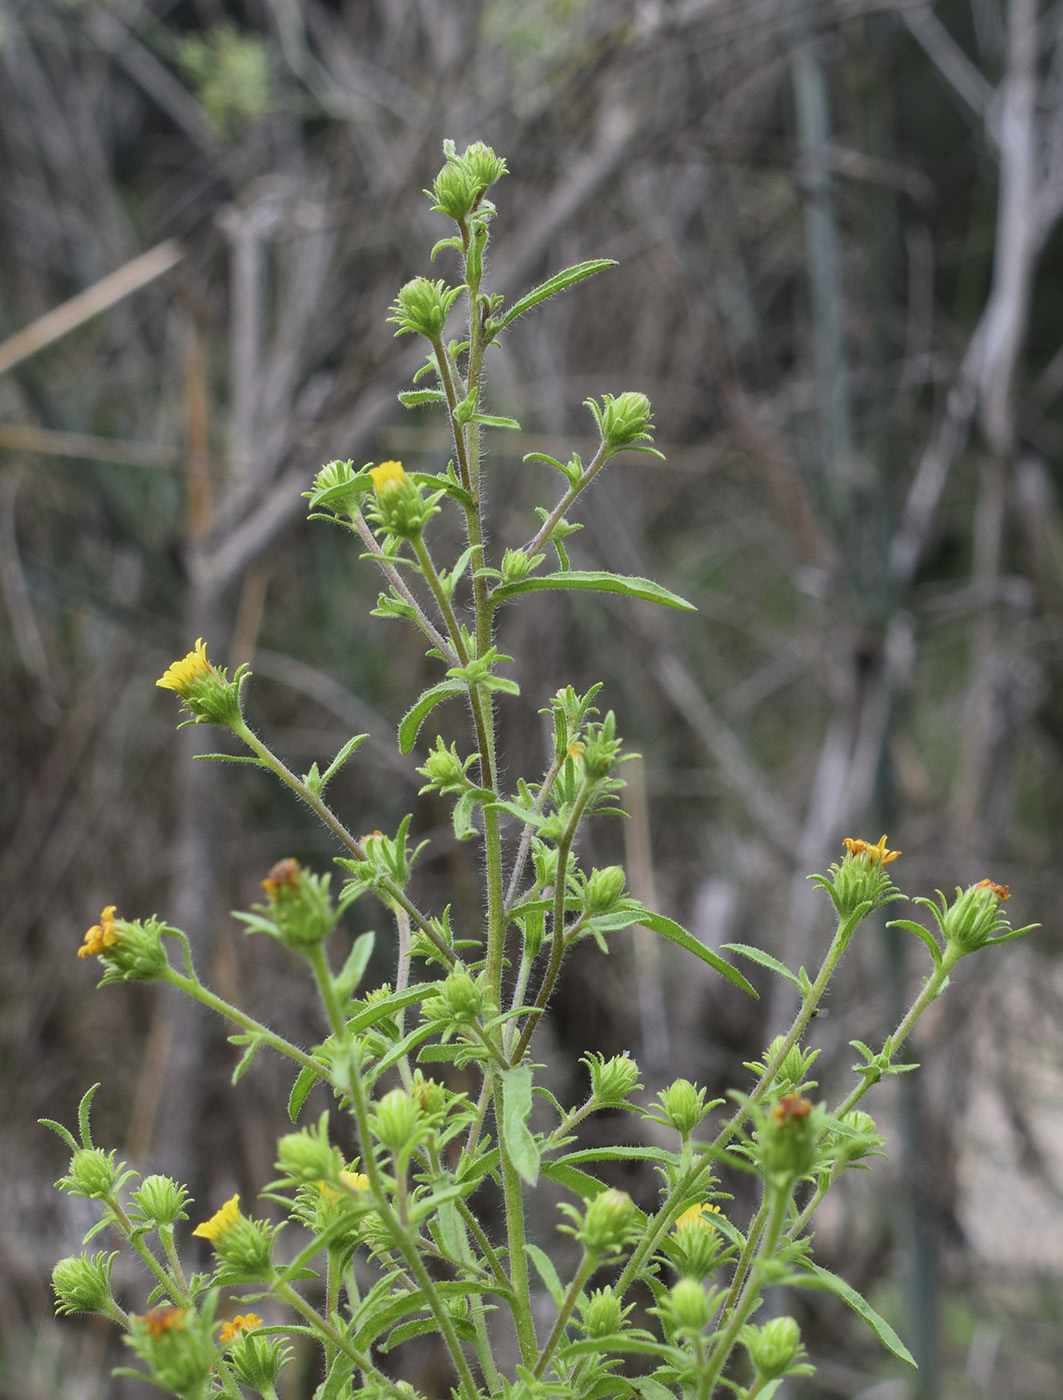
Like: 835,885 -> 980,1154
674,1202 -> 722,1231
156,638 -> 212,695
192,1194 -> 241,1242
139,1306 -> 186,1338
219,1313 -> 262,1343
842,834 -> 900,866
78,905 -> 120,960
976,878 -> 1010,901
369,460 -> 406,490
340,1169 -> 370,1193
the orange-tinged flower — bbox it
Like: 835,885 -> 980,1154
192,1194 -> 241,1242
842,834 -> 900,866
156,638 -> 212,695
976,879 -> 1010,901
219,1313 -> 262,1343
369,460 -> 406,490
139,1306 -> 186,1338
261,858 -> 301,896
674,1202 -> 722,1231
78,906 -> 120,960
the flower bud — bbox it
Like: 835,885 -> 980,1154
501,547 -> 543,583
745,1035 -> 819,1096
584,1051 -> 642,1107
656,1079 -> 709,1136
756,1095 -> 820,1182
388,278 -> 461,340
426,162 -> 478,222
276,1113 -> 344,1184
579,1188 -> 636,1255
411,1071 -> 448,1118
252,860 -> 338,950
441,970 -> 484,1023
77,907 -> 169,982
226,1324 -> 293,1391
367,460 -> 439,539
130,1175 -> 190,1229
581,1286 -> 623,1339
669,1203 -> 729,1278
306,458 -> 369,518
938,880 -> 1015,955
740,1315 -> 808,1380
52,1251 -> 118,1316
63,1147 -> 123,1200
831,1109 -> 885,1165
417,737 -> 473,795
156,638 -> 245,728
583,865 -> 626,915
126,1307 -> 215,1398
809,835 -> 903,925
667,1277 -> 711,1333
586,391 -> 656,451
581,712 -> 624,780
372,1088 -> 421,1154
460,141 -> 508,195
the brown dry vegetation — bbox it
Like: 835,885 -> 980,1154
3,1 -> 1063,1396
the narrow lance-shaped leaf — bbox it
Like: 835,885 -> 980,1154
490,259 -> 617,335
490,570 -> 696,612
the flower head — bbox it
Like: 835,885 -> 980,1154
156,638 -> 246,728
842,834 -> 900,866
369,460 -> 407,491
674,1202 -> 722,1232
156,638 -> 211,696
192,1194 -> 241,1243
219,1313 -> 262,1344
78,906 -> 119,960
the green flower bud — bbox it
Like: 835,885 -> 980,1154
417,737 -> 475,795
584,1051 -> 642,1107
931,880 -> 1029,957
156,638 -> 246,729
739,1315 -> 810,1380
578,1188 -> 636,1255
581,1286 -> 623,1339
669,1204 -> 730,1278
249,859 -> 338,950
756,1095 -> 820,1182
411,1070 -> 448,1118
126,1307 -> 215,1398
130,1175 -> 190,1229
667,1277 -> 711,1333
831,1109 -> 885,1165
809,835 -> 904,926
62,1146 -> 124,1200
500,547 -> 543,583
581,712 -> 624,780
388,278 -> 461,340
372,1088 -> 421,1154
586,391 -> 656,451
441,970 -> 483,1023
656,1079 -> 709,1136
744,1035 -> 819,1096
52,1251 -> 118,1316
460,141 -> 508,195
305,458 -> 370,518
227,1326 -> 293,1391
276,1113 -> 344,1184
583,865 -> 627,915
531,838 -> 559,888
426,162 -> 478,222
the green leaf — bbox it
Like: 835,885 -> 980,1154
398,389 -> 446,407
502,1063 -> 540,1185
722,942 -> 802,990
638,910 -> 756,996
288,1065 -> 319,1122
317,734 -> 369,794
793,1259 -> 917,1366
492,259 -> 617,334
452,787 -> 493,842
525,1243 -> 565,1307
398,679 -> 465,754
469,413 -> 521,430
887,919 -> 943,969
540,1161 -> 607,1199
490,570 -> 696,612
334,931 -> 376,1001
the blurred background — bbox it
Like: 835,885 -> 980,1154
2,0 -> 1062,1396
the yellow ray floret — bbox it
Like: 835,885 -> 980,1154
192,1193 -> 241,1242
156,638 -> 212,695
78,905 -> 119,960
976,878 -> 1010,901
674,1202 -> 722,1231
369,460 -> 406,490
842,834 -> 900,866
219,1313 -> 262,1343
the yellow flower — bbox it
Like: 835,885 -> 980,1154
138,1306 -> 186,1338
340,1169 -> 370,1193
219,1313 -> 262,1343
78,906 -> 120,960
369,460 -> 406,490
192,1194 -> 241,1242
842,834 -> 900,866
156,638 -> 212,695
674,1202 -> 722,1231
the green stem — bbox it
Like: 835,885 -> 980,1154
533,1250 -> 599,1379
522,442 -> 609,560
350,510 -> 458,662
304,943 -> 348,1043
271,1278 -> 407,1399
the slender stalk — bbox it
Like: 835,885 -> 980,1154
533,1249 -> 599,1378
522,442 -> 609,561
491,1062 -> 539,1366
